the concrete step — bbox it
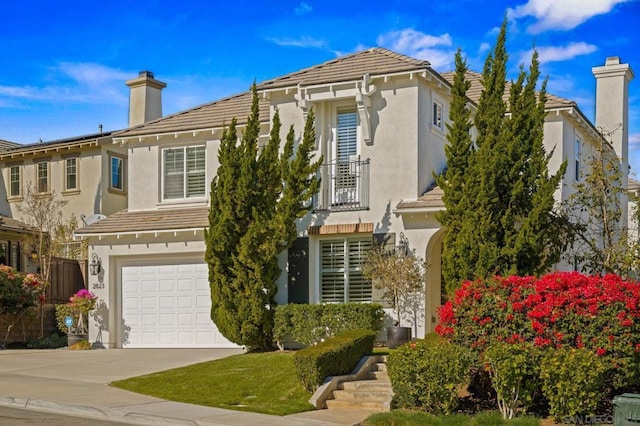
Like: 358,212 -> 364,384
373,362 -> 387,373
340,380 -> 392,391
333,389 -> 391,400
325,399 -> 390,410
366,370 -> 389,380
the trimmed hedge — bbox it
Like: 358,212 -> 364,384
387,334 -> 474,414
293,329 -> 376,392
274,303 -> 383,348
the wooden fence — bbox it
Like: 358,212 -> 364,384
45,257 -> 87,304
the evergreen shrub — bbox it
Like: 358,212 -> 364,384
539,347 -> 608,421
483,342 -> 541,419
386,334 -> 473,414
274,303 -> 383,348
293,329 -> 376,392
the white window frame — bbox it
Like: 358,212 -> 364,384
36,161 -> 49,193
330,104 -> 361,206
9,165 -> 21,198
319,236 -> 372,303
109,154 -> 125,192
64,157 -> 79,192
432,99 -> 444,130
161,145 -> 206,201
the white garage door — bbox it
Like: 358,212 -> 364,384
121,261 -> 238,348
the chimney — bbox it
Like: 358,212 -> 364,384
592,57 -> 634,221
125,70 -> 166,127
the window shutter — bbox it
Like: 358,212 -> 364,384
320,240 -> 346,303
164,149 -> 184,199
287,238 -> 309,303
372,233 -> 396,306
347,238 -> 372,302
186,146 -> 206,197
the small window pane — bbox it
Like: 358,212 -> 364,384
37,162 -> 48,193
433,101 -> 443,129
65,158 -> 77,190
9,166 -> 20,197
111,156 -> 124,190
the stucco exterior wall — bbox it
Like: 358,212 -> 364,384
2,144 -> 127,224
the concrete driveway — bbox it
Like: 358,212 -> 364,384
0,348 -> 361,425
0,348 -> 243,385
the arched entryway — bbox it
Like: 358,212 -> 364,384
424,228 -> 445,333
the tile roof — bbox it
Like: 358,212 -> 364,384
440,70 -> 576,110
0,140 -> 21,151
74,207 -> 209,235
257,47 -> 431,90
114,48 -> 434,139
0,215 -> 38,233
0,132 -> 112,159
396,183 -> 445,210
114,91 -> 271,138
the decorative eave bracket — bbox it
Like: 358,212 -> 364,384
357,73 -> 376,145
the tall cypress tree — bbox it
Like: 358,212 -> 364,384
439,19 -> 567,293
436,49 -> 474,294
205,84 -> 322,350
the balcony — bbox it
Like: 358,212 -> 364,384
316,157 -> 370,211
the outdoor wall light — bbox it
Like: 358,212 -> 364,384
89,253 -> 102,276
397,232 -> 409,258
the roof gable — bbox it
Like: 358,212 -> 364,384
258,47 -> 431,90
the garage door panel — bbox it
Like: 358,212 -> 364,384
122,262 -> 237,348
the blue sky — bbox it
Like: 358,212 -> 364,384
1,0 -> 639,173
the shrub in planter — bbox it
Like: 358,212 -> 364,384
293,329 -> 376,392
387,334 -> 474,414
539,347 -> 607,421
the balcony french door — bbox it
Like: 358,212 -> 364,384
333,109 -> 358,206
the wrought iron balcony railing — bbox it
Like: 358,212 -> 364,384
315,157 -> 370,211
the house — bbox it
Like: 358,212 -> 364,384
0,71 -> 167,267
74,48 -> 633,349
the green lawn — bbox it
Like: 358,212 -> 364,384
364,410 -> 541,426
110,351 -> 314,416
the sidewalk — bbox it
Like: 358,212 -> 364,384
0,348 -> 373,425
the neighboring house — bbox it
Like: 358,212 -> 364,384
75,48 -> 633,349
0,131 -> 128,260
0,71 -> 166,267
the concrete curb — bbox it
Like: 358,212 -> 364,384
0,397 -> 197,425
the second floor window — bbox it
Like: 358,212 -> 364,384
9,166 -> 21,197
36,161 -> 48,193
163,146 -> 206,200
65,158 -> 78,191
110,155 -> 125,191
432,100 -> 443,130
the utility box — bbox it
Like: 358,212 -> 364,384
614,393 -> 640,425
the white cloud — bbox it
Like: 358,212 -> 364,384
508,0 -> 631,33
0,62 -> 132,107
478,42 -> 491,55
294,2 -> 312,15
58,62 -> 131,86
267,36 -> 327,49
630,133 -> 640,147
377,29 -> 455,70
521,42 -> 597,64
